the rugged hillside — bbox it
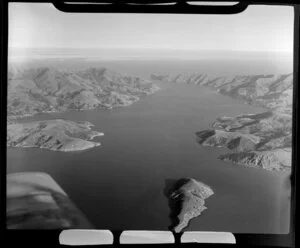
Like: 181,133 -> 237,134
151,73 -> 292,111
196,129 -> 261,153
196,111 -> 292,171
8,67 -> 160,118
7,66 -> 160,152
152,73 -> 293,171
7,119 -> 104,152
164,178 -> 214,233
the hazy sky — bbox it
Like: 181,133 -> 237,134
9,3 -> 293,54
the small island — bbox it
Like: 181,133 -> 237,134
164,178 -> 214,233
7,119 -> 104,152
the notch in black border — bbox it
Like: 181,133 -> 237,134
52,0 -> 248,14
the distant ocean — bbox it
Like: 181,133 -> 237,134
8,48 -> 293,78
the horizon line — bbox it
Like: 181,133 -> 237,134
8,47 -> 293,54
8,46 -> 294,56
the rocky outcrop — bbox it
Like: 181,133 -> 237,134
8,67 -> 160,118
164,178 -> 214,233
196,111 -> 292,171
7,119 -> 104,152
196,129 -> 261,152
218,148 -> 291,171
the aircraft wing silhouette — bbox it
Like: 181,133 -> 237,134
7,172 -> 93,229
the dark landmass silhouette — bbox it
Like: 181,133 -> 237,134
7,172 -> 93,229
164,178 -> 214,233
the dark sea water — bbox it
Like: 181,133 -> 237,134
7,78 -> 291,234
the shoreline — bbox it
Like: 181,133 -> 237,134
7,119 -> 105,152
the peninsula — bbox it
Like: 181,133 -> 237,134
152,73 -> 293,171
7,66 -> 160,151
7,119 -> 104,152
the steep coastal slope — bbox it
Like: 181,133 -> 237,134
196,111 -> 292,171
7,119 -> 104,152
8,67 -> 160,118
152,73 -> 293,171
164,178 -> 214,233
151,73 -> 292,111
7,66 -> 160,151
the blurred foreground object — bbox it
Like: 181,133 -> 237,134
7,172 -> 93,229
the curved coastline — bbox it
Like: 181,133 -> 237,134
164,178 -> 214,233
